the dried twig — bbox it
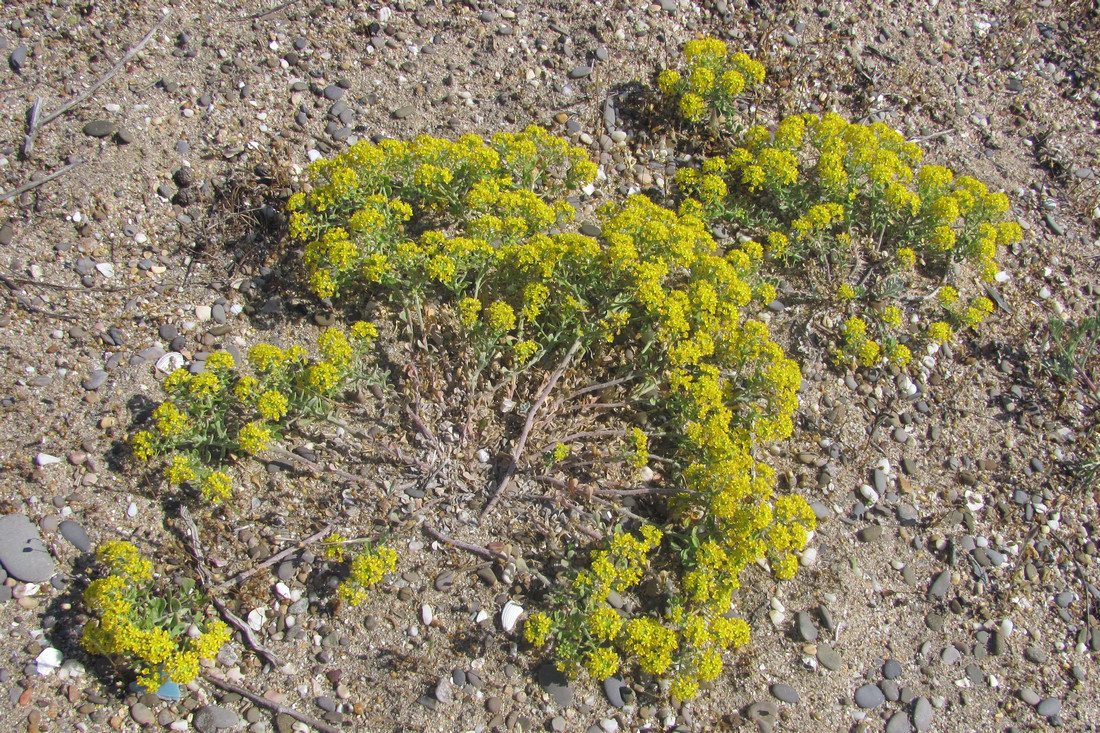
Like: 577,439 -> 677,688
0,158 -> 86,202
268,445 -> 369,484
423,524 -> 508,562
907,129 -> 955,144
566,374 -> 638,400
481,338 -> 583,517
212,523 -> 333,594
231,0 -> 304,23
21,12 -> 170,158
22,97 -> 42,158
0,274 -> 79,321
203,675 -> 339,733
405,404 -> 440,449
177,507 -> 284,670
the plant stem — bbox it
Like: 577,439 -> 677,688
481,338 -> 583,517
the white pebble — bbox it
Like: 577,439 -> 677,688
247,608 -> 267,631
35,453 -> 61,467
35,647 -> 64,675
275,582 -> 293,600
95,262 -> 115,278
860,484 -> 879,504
307,149 -> 323,162
422,604 -> 434,625
1039,286 -> 1052,299
800,547 -> 818,566
770,597 -> 786,613
170,721 -> 189,731
126,502 -> 138,517
769,610 -> 785,627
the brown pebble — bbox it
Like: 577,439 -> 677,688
18,688 -> 32,706
554,112 -> 568,124
326,669 -> 342,684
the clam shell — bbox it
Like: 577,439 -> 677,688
500,600 -> 523,633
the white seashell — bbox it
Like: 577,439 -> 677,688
14,583 -> 40,599
501,600 -> 523,633
36,647 -> 63,675
422,604 -> 434,626
769,610 -> 786,627
247,608 -> 267,631
770,597 -> 785,613
95,262 -> 115,278
155,352 -> 185,373
475,609 -> 490,624
34,453 -> 61,467
275,582 -> 293,600
60,659 -> 85,678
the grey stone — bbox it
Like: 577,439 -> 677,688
82,370 -> 108,391
58,520 -> 91,552
1024,646 -> 1048,664
912,697 -> 932,731
873,468 -> 887,493
323,85 -> 344,101
796,611 -> 818,642
192,705 -> 239,732
770,683 -> 799,703
854,684 -> 885,708
745,701 -> 777,730
538,664 -> 573,707
886,712 -> 911,733
1055,591 -> 1074,608
83,120 -> 116,138
568,65 -> 593,79
1019,687 -> 1041,705
603,675 -> 627,708
10,45 -> 28,71
928,570 -> 952,600
817,643 -> 843,671
883,659 -> 903,679
0,223 -> 12,246
880,679 -> 900,702
392,105 -> 415,119
131,702 -> 154,726
941,646 -> 961,665
858,524 -> 882,542
0,514 -> 55,581
1036,698 -> 1061,717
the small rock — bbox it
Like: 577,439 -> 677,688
796,611 -> 818,642
886,712 -> 911,733
82,120 -> 116,138
323,85 -> 344,101
770,683 -> 799,704
854,684 -> 885,708
1036,698 -> 1061,717
912,697 -> 933,731
568,65 -> 593,79
392,105 -> 415,119
58,520 -> 91,552
858,524 -> 883,542
538,664 -> 573,707
0,514 -> 55,582
883,659 -> 903,680
817,643 -> 843,671
928,570 -> 952,600
131,702 -> 154,726
192,705 -> 239,732
1024,646 -> 1048,664
82,371 -> 108,391
603,675 -> 627,708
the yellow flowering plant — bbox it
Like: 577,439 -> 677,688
81,542 -> 230,693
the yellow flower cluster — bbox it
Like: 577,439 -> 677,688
657,39 -> 764,124
337,545 -> 398,606
81,542 -> 227,692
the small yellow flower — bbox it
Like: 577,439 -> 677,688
256,390 -> 289,421
200,471 -> 232,503
204,351 -> 235,371
238,422 -> 271,455
524,612 -> 552,647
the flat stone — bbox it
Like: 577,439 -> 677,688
854,684 -> 885,708
770,683 -> 799,703
886,712 -> 911,733
0,223 -> 12,246
603,675 -> 627,708
1037,698 -> 1061,717
1019,687 -> 1041,705
9,45 -> 28,71
568,65 -> 593,79
192,705 -> 239,732
817,643 -> 843,671
82,370 -> 108,391
323,85 -> 344,100
928,570 -> 952,600
1024,646 -> 1048,664
131,702 -> 154,726
883,659 -> 903,679
858,524 -> 883,542
912,697 -> 932,731
538,664 -> 573,708
0,514 -> 55,582
58,520 -> 91,552
796,611 -> 818,642
82,120 -> 116,138
392,105 -> 415,119
745,701 -> 778,730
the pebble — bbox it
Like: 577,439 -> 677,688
1024,646 -> 1048,664
192,705 -> 239,732
854,684 -> 885,708
392,105 -> 415,119
323,85 -> 344,101
9,45 -> 28,71
537,664 -> 573,707
82,370 -> 108,391
770,683 -> 799,704
928,570 -> 952,600
886,712 -> 911,733
1036,698 -> 1061,717
0,223 -> 12,246
796,611 -> 818,642
912,697 -> 932,731
131,702 -> 154,726
568,65 -> 593,79
817,643 -> 843,671
603,675 -> 628,708
0,514 -> 56,581
883,659 -> 902,679
1019,687 -> 1041,705
82,120 -> 116,138
858,524 -> 883,542
434,570 -> 455,591
58,520 -> 91,552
